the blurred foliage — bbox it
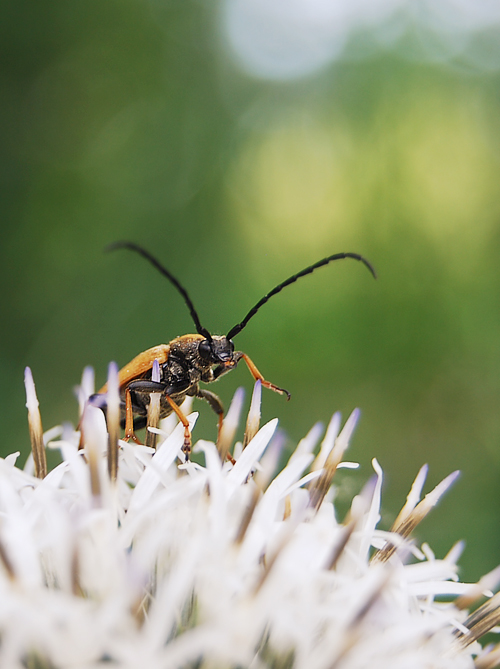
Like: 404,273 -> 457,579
1,0 -> 500,582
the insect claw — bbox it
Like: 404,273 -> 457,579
182,428 -> 192,462
268,383 -> 291,400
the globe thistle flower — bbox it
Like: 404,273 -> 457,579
11,364 -> 500,668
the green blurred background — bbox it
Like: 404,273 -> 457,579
2,0 -> 500,581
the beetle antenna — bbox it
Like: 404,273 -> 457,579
106,241 -> 212,340
226,252 -> 377,340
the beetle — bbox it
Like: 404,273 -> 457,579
90,241 -> 376,458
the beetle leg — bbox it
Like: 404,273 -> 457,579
196,388 -> 225,442
128,380 -> 166,393
127,379 -> 192,459
240,353 -> 291,400
164,395 -> 192,461
212,359 -> 238,381
124,388 -> 142,444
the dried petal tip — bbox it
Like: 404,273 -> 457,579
24,367 -> 47,479
458,590 -> 500,647
392,463 -> 429,528
311,411 -> 341,472
76,366 -> 95,417
374,469 -> 460,563
455,564 -> 500,611
106,361 -> 120,482
474,644 -> 500,669
243,380 -> 262,448
82,405 -> 106,502
24,366 -> 39,414
217,386 -> 245,461
308,409 -> 360,511
145,358 -> 162,452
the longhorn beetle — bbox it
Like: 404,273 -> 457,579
91,242 -> 376,459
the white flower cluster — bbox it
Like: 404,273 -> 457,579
5,367 -> 498,667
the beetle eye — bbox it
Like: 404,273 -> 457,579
198,339 -> 213,361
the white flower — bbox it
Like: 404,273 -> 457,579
7,366 -> 499,668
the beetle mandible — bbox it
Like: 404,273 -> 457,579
90,242 -> 376,458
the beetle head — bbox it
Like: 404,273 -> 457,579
198,335 -> 234,365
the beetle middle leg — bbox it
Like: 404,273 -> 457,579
163,395 -> 192,459
195,388 -> 225,442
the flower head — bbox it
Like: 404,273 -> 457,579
11,366 -> 500,667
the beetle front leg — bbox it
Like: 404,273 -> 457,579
128,379 -> 192,460
238,352 -> 291,399
211,359 -> 239,381
124,388 -> 143,444
125,380 -> 165,445
163,395 -> 192,461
